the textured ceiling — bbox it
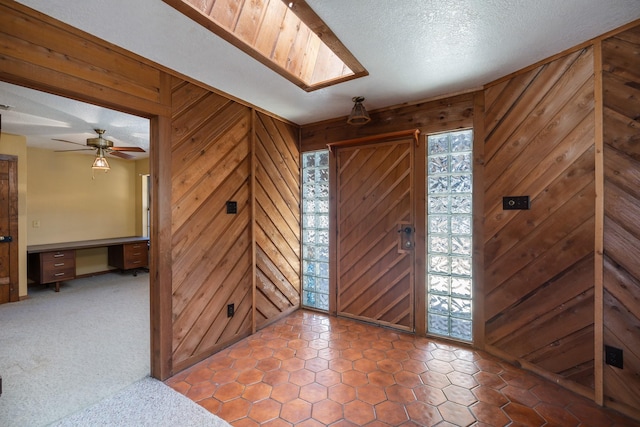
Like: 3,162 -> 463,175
3,0 -> 640,154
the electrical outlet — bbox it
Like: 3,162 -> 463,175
227,303 -> 234,318
226,201 -> 237,214
605,345 -> 623,369
503,196 -> 530,210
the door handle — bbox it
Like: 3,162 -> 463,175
0,236 -> 12,243
397,225 -> 414,250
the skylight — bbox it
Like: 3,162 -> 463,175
163,0 -> 368,91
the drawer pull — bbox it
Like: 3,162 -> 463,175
54,263 -> 65,267
54,272 -> 65,277
132,260 -> 141,264
132,252 -> 141,256
53,254 -> 65,258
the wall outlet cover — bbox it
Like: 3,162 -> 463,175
605,345 -> 623,369
226,201 -> 238,214
503,196 -> 530,210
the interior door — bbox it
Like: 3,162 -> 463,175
0,155 -> 19,304
334,134 -> 416,331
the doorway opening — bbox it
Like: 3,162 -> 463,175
0,81 -> 152,425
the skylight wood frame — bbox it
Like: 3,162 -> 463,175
162,0 -> 368,91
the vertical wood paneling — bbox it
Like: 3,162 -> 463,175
602,24 -> 640,416
170,79 -> 254,370
483,47 -> 596,389
254,112 -> 300,329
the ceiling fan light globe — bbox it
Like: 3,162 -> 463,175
92,156 -> 110,170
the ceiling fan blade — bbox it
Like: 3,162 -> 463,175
54,148 -> 94,152
108,150 -> 135,159
110,146 -> 145,152
52,138 -> 86,147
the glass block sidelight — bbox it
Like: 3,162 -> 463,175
301,150 -> 330,311
427,130 -> 473,342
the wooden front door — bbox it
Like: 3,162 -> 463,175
0,155 -> 19,304
334,133 -> 416,331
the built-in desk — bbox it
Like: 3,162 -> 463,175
27,237 -> 149,292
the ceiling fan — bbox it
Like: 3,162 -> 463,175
54,128 -> 145,170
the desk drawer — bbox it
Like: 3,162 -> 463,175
28,250 -> 77,284
43,258 -> 75,271
41,266 -> 75,283
108,242 -> 148,270
123,243 -> 148,268
41,250 -> 75,262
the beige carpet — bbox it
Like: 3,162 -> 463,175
0,272 -> 227,426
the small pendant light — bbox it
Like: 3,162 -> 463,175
347,96 -> 371,125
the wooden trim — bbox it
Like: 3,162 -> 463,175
257,305 -> 299,331
593,39 -> 605,406
328,148 -> 338,315
414,130 -> 426,336
1,155 -> 20,303
172,329 -> 253,373
296,127 -> 304,313
251,109 -> 257,335
328,129 -> 420,151
149,104 -> 174,379
604,398 -> 640,422
485,344 -> 596,401
472,92 -> 486,349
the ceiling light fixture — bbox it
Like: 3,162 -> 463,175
92,148 -> 110,171
347,96 -> 371,126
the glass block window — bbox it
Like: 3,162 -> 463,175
427,130 -> 473,342
301,150 -> 330,311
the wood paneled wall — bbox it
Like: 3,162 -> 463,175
0,0 -> 174,378
3,1 -> 640,418
483,22 -> 640,420
301,95 -> 481,338
483,47 -> 596,389
301,93 -> 476,152
0,0 -> 300,379
254,112 -> 301,328
602,25 -> 640,417
0,3 -> 170,118
170,79 -> 254,371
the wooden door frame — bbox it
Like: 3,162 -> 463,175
0,79 -> 173,379
328,129 -> 423,331
0,154 -> 19,303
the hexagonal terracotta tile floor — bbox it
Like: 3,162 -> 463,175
167,310 -> 637,426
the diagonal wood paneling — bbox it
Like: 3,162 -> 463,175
254,112 -> 300,329
336,139 -> 413,330
602,24 -> 640,414
483,47 -> 596,388
171,79 -> 253,370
